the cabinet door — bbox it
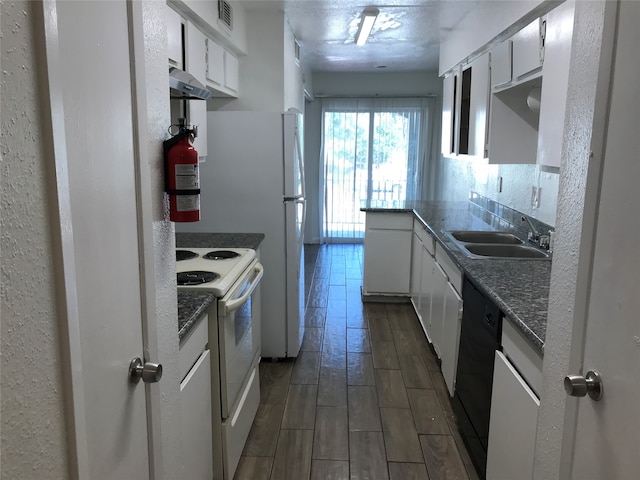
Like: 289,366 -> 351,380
410,231 -> 423,314
206,37 -> 225,87
467,53 -> 490,158
491,40 -> 512,88
536,2 -> 574,168
441,282 -> 462,396
180,350 -> 213,480
363,228 -> 412,295
224,51 -> 239,94
486,350 -> 539,480
166,5 -> 183,69
430,262 -> 448,358
441,72 -> 457,156
512,17 -> 543,80
185,22 -> 207,160
419,247 -> 435,341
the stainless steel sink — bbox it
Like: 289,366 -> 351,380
449,231 -> 523,244
463,244 -> 550,259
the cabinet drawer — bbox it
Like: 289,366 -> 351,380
501,317 -> 543,396
413,221 -> 435,255
366,212 -> 413,230
434,244 -> 463,294
179,313 -> 208,382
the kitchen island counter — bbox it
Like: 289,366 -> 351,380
362,200 -> 550,354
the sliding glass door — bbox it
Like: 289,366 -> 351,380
321,97 -> 433,242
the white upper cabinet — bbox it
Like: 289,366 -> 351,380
224,51 -> 239,94
490,40 -> 512,89
184,21 -> 208,159
166,5 -> 183,69
441,70 -> 457,157
511,17 -> 544,81
205,37 -> 239,97
465,53 -> 490,158
441,53 -> 490,159
185,21 -> 207,83
205,38 -> 225,87
536,1 -> 575,169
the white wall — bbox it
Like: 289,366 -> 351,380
210,10 -> 304,113
438,157 -> 560,226
1,3 -> 70,478
304,71 -> 443,243
311,71 -> 442,97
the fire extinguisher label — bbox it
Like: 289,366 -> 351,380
176,195 -> 200,212
175,164 -> 200,189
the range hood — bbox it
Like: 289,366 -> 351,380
169,67 -> 212,100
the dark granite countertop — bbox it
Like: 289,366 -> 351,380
176,232 -> 265,341
362,200 -> 550,355
178,291 -> 215,342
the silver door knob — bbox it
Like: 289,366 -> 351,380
564,370 -> 603,401
129,357 -> 163,384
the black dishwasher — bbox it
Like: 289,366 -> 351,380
453,277 -> 502,479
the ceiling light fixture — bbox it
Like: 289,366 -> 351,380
355,7 -> 379,46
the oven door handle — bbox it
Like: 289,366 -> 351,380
219,263 -> 264,316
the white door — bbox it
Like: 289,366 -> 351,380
50,1 -> 156,477
566,2 -> 640,477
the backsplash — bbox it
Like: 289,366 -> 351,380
437,156 -> 559,227
469,192 -> 554,238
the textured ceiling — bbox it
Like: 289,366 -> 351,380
242,0 -> 479,72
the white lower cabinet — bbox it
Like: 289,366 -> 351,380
486,350 -> 540,480
430,262 -> 448,358
180,349 -> 213,480
441,281 -> 463,396
363,212 -> 413,297
410,231 -> 423,314
179,315 -> 213,480
419,246 -> 435,341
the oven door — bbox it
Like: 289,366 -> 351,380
218,260 -> 263,418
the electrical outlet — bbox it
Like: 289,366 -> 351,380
531,186 -> 540,208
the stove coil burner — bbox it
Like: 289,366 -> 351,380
177,271 -> 220,286
176,250 -> 199,261
203,250 -> 241,260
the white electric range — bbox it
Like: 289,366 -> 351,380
176,246 -> 263,480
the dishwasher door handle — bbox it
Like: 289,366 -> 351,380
485,312 -> 496,326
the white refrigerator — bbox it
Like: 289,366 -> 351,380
177,110 -> 306,358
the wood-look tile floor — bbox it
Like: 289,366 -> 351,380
235,244 -> 479,480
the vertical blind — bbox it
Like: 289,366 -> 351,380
320,97 -> 435,242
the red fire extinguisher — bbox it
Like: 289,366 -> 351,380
163,118 -> 200,222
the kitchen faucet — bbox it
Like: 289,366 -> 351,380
521,215 -> 551,249
521,215 -> 539,241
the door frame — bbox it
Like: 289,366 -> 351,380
40,1 -> 163,478
533,1 -> 621,478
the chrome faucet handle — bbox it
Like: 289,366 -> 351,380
538,234 -> 550,250
521,215 -> 540,241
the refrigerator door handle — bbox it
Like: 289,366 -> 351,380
283,195 -> 305,202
